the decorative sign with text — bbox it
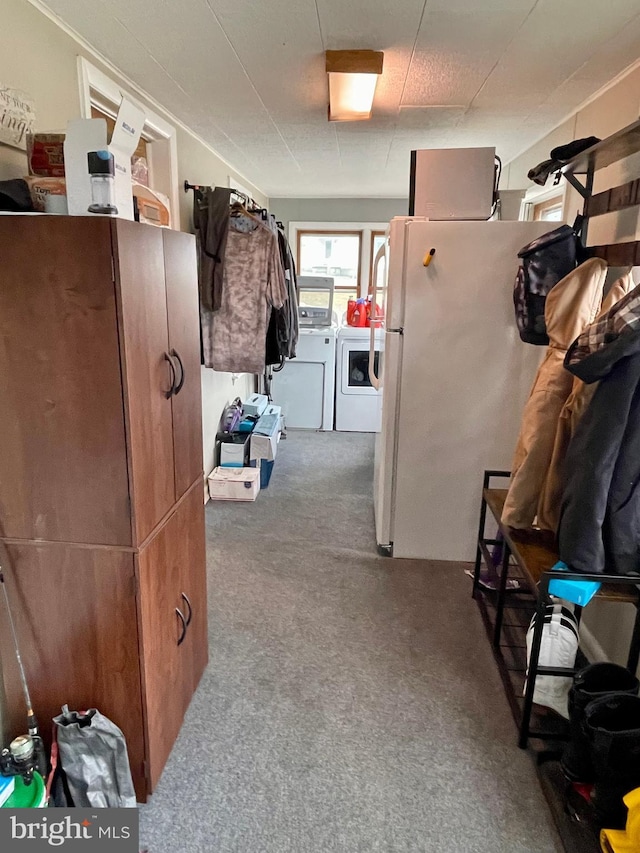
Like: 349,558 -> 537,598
0,84 -> 35,150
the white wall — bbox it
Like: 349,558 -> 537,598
504,61 -> 640,671
270,197 -> 408,231
0,0 -> 257,481
505,64 -> 640,246
271,191 -> 524,229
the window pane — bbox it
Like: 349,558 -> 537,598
533,199 -> 563,222
299,233 -> 360,292
332,289 -> 358,324
541,206 -> 563,221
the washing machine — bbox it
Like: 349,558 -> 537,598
335,326 -> 384,432
271,326 -> 336,430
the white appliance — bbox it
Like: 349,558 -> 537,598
336,326 -> 384,432
409,148 -> 496,220
271,326 -> 336,430
371,217 -> 551,560
298,276 -> 334,327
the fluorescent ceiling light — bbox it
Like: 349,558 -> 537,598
326,50 -> 384,122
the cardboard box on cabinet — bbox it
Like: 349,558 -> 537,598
26,133 -> 66,177
133,183 -> 171,228
64,97 -> 145,220
22,175 -> 66,211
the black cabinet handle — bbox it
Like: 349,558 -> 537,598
171,349 -> 185,394
175,607 -> 187,645
164,352 -> 177,398
181,592 -> 192,626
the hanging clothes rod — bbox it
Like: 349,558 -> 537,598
184,180 -> 262,210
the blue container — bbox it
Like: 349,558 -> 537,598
548,561 -> 601,606
250,459 -> 275,489
260,460 -> 274,489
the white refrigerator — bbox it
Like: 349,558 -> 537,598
370,217 -> 551,561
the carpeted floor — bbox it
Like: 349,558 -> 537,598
140,431 -> 561,853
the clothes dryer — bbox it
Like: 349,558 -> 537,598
335,326 -> 384,432
271,326 -> 336,430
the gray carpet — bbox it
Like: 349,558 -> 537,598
140,432 -> 561,853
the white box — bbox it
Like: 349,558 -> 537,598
64,97 -> 145,220
250,404 -> 281,462
409,147 -> 495,220
219,436 -> 249,467
244,393 -> 268,418
208,467 -> 260,501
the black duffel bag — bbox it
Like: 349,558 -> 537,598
513,220 -> 587,345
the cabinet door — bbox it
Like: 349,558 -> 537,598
113,221 -> 175,544
0,217 -> 131,545
163,230 -> 203,499
177,484 -> 209,697
136,481 -> 208,791
0,542 -> 146,801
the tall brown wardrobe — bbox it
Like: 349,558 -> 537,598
0,216 -> 208,801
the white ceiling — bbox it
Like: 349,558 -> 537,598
41,0 -> 640,197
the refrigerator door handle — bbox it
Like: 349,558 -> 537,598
369,243 -> 386,390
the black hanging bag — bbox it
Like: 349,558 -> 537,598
513,219 -> 587,345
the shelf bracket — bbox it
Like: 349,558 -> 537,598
563,172 -> 589,199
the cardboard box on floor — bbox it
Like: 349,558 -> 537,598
208,467 -> 260,502
64,97 -> 145,220
250,404 -> 282,463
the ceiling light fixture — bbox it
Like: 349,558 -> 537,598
325,50 -> 384,122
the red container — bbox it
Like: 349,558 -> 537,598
346,298 -> 358,326
365,298 -> 384,328
351,299 -> 368,327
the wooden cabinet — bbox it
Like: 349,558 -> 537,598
137,484 -> 207,789
0,217 -> 207,801
163,229 -> 204,501
0,218 -> 130,545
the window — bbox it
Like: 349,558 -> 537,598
297,231 -> 362,321
292,222 -> 388,322
533,198 -> 563,222
519,185 -> 566,224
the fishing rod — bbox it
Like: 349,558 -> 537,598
0,563 -> 47,784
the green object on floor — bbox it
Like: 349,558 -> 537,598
1,771 -> 46,808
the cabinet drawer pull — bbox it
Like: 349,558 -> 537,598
171,349 -> 185,395
164,352 -> 177,398
175,607 -> 187,645
181,592 -> 192,626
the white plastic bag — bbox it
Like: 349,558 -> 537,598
524,603 -> 579,719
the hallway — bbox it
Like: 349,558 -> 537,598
140,432 -> 560,852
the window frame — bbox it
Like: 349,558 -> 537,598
532,197 -> 564,221
296,229 -> 363,294
290,221 -> 389,300
519,183 -> 567,224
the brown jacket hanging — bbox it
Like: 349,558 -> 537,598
536,271 -> 635,533
501,258 -> 607,529
193,186 -> 232,312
